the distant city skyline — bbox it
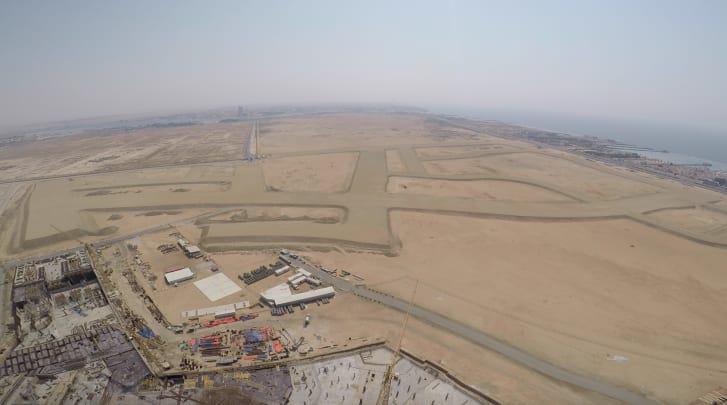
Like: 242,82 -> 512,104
1,1 -> 725,130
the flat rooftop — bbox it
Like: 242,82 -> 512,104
260,283 -> 335,306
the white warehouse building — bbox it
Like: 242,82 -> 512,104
260,284 -> 335,307
164,268 -> 194,285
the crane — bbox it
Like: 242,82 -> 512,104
378,279 -> 418,404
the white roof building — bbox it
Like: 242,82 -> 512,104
260,284 -> 335,307
165,268 -> 194,284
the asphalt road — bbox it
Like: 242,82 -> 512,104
244,120 -> 258,160
284,254 -> 660,405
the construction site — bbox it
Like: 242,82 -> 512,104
0,111 -> 726,404
0,242 -> 490,404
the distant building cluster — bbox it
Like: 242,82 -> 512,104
639,159 -> 727,188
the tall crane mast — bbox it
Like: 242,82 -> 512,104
378,279 -> 418,404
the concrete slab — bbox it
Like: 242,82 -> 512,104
193,273 -> 241,302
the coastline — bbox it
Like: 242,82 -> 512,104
432,107 -> 727,173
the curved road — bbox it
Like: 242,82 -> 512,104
286,255 -> 659,405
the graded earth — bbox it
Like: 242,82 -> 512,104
1,112 -> 726,405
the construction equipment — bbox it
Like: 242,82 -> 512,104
291,336 -> 304,351
378,279 -> 418,404
239,313 -> 259,322
202,316 -> 237,328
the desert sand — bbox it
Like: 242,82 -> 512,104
645,206 -> 727,236
0,122 -> 250,182
262,152 -> 358,193
2,112 -> 727,404
423,152 -> 664,200
304,211 -> 727,404
385,149 -> 406,172
387,176 -> 573,201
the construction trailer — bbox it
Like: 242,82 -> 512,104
305,277 -> 321,286
214,310 -> 236,319
184,245 -> 202,258
287,274 -> 306,286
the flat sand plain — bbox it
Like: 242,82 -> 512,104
203,206 -> 345,224
415,144 -> 519,159
262,152 -> 358,193
424,152 -> 663,200
2,112 -> 727,404
259,113 -> 488,154
84,209 -> 210,237
387,176 -> 573,201
385,149 -> 406,172
709,199 -> 727,211
0,122 -> 249,181
645,206 -> 727,236
305,211 -> 727,405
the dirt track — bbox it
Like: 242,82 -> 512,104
8,142 -> 725,254
2,113 -> 727,404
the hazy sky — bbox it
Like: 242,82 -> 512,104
1,1 -> 726,129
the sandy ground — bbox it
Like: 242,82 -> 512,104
645,206 -> 727,237
73,182 -> 229,196
304,211 -> 727,405
289,292 -> 618,405
424,152 -> 663,200
400,318 -> 620,405
387,176 -> 573,201
385,149 -> 406,172
85,209 -> 210,237
424,159 -> 498,175
0,122 -> 249,181
204,206 -> 345,223
3,112 -> 727,404
262,152 -> 358,193
259,113 -> 491,154
415,144 -> 520,159
709,199 -> 727,211
22,177 -> 216,243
